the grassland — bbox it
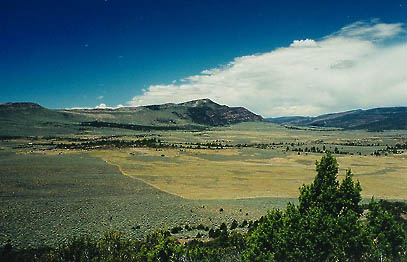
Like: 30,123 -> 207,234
91,146 -> 407,200
1,121 -> 407,248
0,149 -> 289,248
89,122 -> 407,200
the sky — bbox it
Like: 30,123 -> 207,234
1,0 -> 407,116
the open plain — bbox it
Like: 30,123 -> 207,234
1,121 -> 407,248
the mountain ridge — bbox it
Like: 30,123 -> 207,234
0,99 -> 264,134
267,107 -> 407,131
0,102 -> 45,110
3,100 -> 407,132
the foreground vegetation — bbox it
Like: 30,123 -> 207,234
2,153 -> 406,261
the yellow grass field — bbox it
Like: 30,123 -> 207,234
91,147 -> 407,200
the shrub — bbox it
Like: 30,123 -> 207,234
171,226 -> 183,234
230,220 -> 238,230
242,153 -> 406,262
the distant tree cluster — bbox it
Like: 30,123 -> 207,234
370,142 -> 407,156
80,121 -> 186,131
55,138 -> 162,150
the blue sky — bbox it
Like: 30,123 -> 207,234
1,0 -> 407,115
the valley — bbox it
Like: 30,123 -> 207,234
1,110 -> 407,249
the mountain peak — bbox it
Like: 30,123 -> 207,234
179,98 -> 220,108
0,102 -> 44,110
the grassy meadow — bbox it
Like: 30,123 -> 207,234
91,122 -> 407,200
92,147 -> 407,200
1,121 -> 407,248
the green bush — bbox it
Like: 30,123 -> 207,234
230,220 -> 238,230
242,153 -> 407,262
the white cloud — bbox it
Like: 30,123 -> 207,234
128,20 -> 407,117
97,95 -> 104,100
334,20 -> 406,40
290,39 -> 318,48
69,103 -> 124,110
95,103 -> 108,109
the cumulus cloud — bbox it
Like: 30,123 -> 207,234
69,103 -> 124,110
290,39 -> 318,48
128,20 -> 407,117
95,103 -> 108,109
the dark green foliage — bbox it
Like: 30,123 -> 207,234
54,137 -> 168,150
181,239 -> 241,262
298,152 -> 340,213
138,230 -> 183,261
239,220 -> 248,228
37,230 -> 183,262
230,220 -> 238,230
1,228 -> 244,261
208,228 -> 216,238
170,226 -> 183,234
366,200 -> 407,260
242,209 -> 284,261
0,242 -> 52,262
80,121 -> 187,131
196,224 -> 205,231
243,153 -> 407,262
372,200 -> 407,227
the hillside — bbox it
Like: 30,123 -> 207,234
0,102 -> 74,121
267,107 -> 407,131
0,99 -> 264,135
67,98 -> 263,126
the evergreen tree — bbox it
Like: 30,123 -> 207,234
243,153 -> 369,262
298,152 -> 340,214
366,200 -> 407,261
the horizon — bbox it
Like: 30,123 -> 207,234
2,98 -> 407,118
2,0 -> 407,117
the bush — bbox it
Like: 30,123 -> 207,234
196,224 -> 205,230
242,153 -> 407,262
171,226 -> 183,234
230,220 -> 238,230
239,220 -> 248,228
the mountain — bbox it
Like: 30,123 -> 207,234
266,116 -> 311,125
66,98 -> 264,126
0,99 -> 264,136
267,107 -> 407,131
0,102 -> 79,123
179,99 -> 264,126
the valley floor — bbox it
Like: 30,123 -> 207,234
1,122 -> 407,248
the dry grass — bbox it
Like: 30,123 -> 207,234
91,146 -> 407,200
6,122 -> 407,201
